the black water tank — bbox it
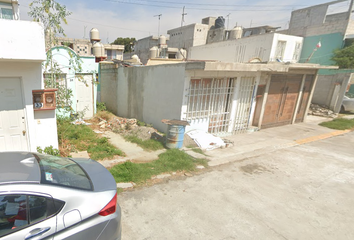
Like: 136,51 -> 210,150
215,16 -> 225,29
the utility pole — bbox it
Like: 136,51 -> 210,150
225,13 -> 230,29
154,14 -> 162,36
181,6 -> 187,27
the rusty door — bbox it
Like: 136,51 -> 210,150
295,75 -> 314,122
261,75 -> 302,128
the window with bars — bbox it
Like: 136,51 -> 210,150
185,77 -> 257,135
185,78 -> 236,134
1,8 -> 13,19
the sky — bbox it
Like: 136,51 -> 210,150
18,0 -> 353,44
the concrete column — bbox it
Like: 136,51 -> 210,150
257,74 -> 271,129
304,71 -> 319,122
292,74 -> 306,124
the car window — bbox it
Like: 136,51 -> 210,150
34,153 -> 93,191
0,194 -> 64,238
0,195 -> 27,237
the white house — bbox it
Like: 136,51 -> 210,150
0,3 -> 58,151
188,32 -> 304,63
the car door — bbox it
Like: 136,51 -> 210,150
0,193 -> 61,240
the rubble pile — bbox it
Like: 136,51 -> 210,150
308,104 -> 338,118
98,117 -> 138,131
95,116 -> 160,141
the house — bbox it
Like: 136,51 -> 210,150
0,2 -> 58,151
188,32 -> 304,63
99,61 -> 334,135
285,0 -> 354,113
55,30 -> 125,61
45,46 -> 98,119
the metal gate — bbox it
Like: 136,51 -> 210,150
232,77 -> 257,134
185,78 -> 236,135
185,77 -> 256,135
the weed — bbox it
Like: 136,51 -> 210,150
57,117 -> 125,160
319,118 -> 354,130
37,146 -> 60,156
109,149 -> 208,184
124,135 -> 164,151
97,102 -> 107,112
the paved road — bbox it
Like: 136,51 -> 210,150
118,132 -> 354,240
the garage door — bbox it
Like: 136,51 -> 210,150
262,75 -> 302,128
0,78 -> 28,151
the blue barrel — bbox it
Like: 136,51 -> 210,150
166,124 -> 186,149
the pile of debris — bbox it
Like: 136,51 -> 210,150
308,104 -> 338,118
97,117 -> 138,131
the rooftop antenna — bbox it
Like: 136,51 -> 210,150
225,13 -> 230,29
154,14 -> 162,36
181,6 -> 187,27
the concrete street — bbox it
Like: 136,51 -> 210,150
118,130 -> 354,240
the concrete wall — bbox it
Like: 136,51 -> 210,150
312,72 -> 352,112
0,61 -> 59,151
134,36 -> 159,64
188,33 -> 303,63
0,20 -> 45,60
100,63 -> 187,132
288,3 -> 351,37
168,23 -> 209,50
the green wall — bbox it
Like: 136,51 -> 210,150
299,32 -> 344,75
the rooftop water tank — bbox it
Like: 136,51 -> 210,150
159,35 -> 167,45
229,26 -> 243,40
149,46 -> 159,59
90,28 -> 100,42
177,49 -> 187,59
215,16 -> 225,29
92,42 -> 105,57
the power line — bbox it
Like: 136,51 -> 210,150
104,0 -> 310,8
103,0 -> 307,11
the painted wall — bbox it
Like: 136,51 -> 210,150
49,47 -> 98,117
100,63 -> 187,132
0,20 -> 45,60
188,33 -> 303,63
298,32 -> 344,67
0,62 -> 58,151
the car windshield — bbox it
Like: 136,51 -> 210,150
34,153 -> 93,191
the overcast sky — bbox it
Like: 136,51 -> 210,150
19,0 -> 352,43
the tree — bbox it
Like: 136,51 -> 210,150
332,44 -> 354,69
29,0 -> 82,112
112,37 -> 136,53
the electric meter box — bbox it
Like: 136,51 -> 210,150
32,89 -> 58,111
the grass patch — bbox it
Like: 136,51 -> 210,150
57,117 -> 125,160
124,135 -> 164,151
191,147 -> 206,155
319,118 -> 354,130
109,149 -> 208,184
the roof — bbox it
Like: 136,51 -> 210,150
0,152 -> 40,184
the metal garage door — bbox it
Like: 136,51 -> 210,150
262,74 -> 302,128
0,78 -> 28,151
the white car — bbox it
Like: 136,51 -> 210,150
341,95 -> 354,113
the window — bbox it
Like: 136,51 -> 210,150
0,195 -> 64,238
34,153 -> 93,191
1,8 -> 12,20
275,41 -> 287,61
